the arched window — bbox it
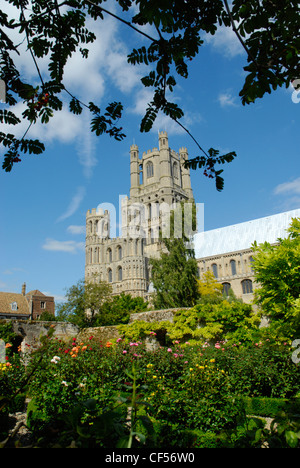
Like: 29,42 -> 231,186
173,161 -> 178,178
230,259 -> 237,275
222,282 -> 231,296
117,245 -> 122,260
150,228 -> 155,244
118,266 -> 122,281
242,279 -> 253,294
146,161 -> 154,178
212,263 -> 218,278
108,268 -> 112,283
107,248 -> 112,263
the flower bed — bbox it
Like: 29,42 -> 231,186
1,332 -> 299,447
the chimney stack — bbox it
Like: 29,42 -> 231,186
22,282 -> 26,296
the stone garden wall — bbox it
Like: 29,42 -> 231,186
3,309 -> 186,350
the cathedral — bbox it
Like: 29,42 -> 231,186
85,131 -> 300,303
85,131 -> 194,300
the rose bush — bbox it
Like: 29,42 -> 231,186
23,332 -> 299,446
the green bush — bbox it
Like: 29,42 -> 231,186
213,339 -> 300,398
1,325 -> 299,447
241,396 -> 300,418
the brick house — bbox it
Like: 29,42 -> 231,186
0,283 -> 55,320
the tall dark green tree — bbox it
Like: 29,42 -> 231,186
150,202 -> 199,309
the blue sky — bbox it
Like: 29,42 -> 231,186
0,1 -> 299,304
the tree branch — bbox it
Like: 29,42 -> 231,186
20,6 -> 45,89
223,0 -> 260,69
174,118 -> 209,159
83,0 -> 158,43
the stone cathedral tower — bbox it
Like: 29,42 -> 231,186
85,131 -> 194,299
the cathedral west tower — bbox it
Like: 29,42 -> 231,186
85,131 -> 194,299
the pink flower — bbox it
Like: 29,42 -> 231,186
167,348 -> 172,352
123,350 -> 127,354
215,343 -> 221,349
130,342 -> 139,346
116,338 -> 122,343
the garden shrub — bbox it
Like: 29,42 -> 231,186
241,396 -> 300,418
1,323 -> 299,447
118,301 -> 261,348
213,339 -> 300,398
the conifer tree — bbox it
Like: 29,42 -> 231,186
150,202 -> 199,309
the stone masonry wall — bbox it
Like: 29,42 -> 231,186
2,309 -> 188,351
4,320 -> 79,352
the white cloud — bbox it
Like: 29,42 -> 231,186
67,225 -> 86,235
42,238 -> 85,253
218,91 -> 238,108
273,178 -> 300,211
205,26 -> 244,58
129,88 -> 203,135
56,186 -> 86,222
3,267 -> 26,275
274,177 -> 300,196
0,2 -> 144,177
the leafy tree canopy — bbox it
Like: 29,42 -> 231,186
1,0 -> 298,189
252,217 -> 300,340
56,276 -> 112,327
197,270 -> 223,303
96,292 -> 149,326
56,278 -> 149,327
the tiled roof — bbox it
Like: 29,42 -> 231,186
0,292 -> 30,316
26,290 -> 45,297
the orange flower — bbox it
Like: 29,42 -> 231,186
106,341 -> 112,348
5,343 -> 12,348
81,345 -> 87,351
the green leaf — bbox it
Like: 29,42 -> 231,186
116,436 -> 130,448
40,107 -> 53,124
0,110 -> 21,125
90,115 -> 106,136
285,430 -> 299,448
69,97 -> 82,115
132,431 -> 146,444
140,105 -> 158,132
